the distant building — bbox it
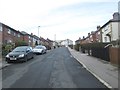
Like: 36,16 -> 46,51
21,31 -> 33,46
60,39 -> 73,47
32,34 -> 40,47
46,38 -> 54,49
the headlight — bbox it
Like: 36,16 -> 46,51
19,54 -> 25,57
6,54 -> 9,58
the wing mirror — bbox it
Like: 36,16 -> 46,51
26,49 -> 30,53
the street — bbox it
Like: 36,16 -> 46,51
2,47 -> 108,88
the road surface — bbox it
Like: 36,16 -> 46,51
2,47 -> 108,88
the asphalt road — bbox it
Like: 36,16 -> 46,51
2,47 -> 108,88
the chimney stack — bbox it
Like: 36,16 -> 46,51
83,36 -> 85,39
91,31 -> 95,34
113,12 -> 120,20
31,33 -> 33,35
97,25 -> 101,30
88,33 -> 90,36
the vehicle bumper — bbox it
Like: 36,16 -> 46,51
33,51 -> 42,54
6,57 -> 25,62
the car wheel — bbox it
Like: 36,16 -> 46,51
7,61 -> 11,63
24,56 -> 28,62
31,54 -> 34,59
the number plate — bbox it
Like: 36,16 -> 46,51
10,58 -> 16,60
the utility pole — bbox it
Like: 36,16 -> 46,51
38,26 -> 40,44
54,34 -> 56,48
38,26 -> 40,37
54,34 -> 56,42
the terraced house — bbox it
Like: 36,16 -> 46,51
0,22 -> 54,50
101,12 -> 120,44
0,22 -> 24,45
76,12 -> 120,45
0,23 -> 2,56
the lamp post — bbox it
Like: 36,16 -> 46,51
38,26 -> 40,37
38,26 -> 40,44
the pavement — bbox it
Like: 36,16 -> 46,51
0,57 -> 11,70
68,47 -> 119,89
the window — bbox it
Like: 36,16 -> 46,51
0,24 -> 2,31
29,40 -> 31,43
18,34 -> 20,37
98,32 -> 100,35
29,36 -> 31,39
104,37 -> 107,42
14,32 -> 16,36
8,29 -> 11,34
104,25 -> 110,31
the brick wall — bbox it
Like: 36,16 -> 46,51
0,31 -> 2,57
2,24 -> 24,44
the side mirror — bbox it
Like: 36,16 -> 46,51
26,49 -> 30,53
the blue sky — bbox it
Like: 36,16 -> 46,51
0,0 -> 119,43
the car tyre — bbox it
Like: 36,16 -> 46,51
24,56 -> 28,62
31,54 -> 34,59
7,61 -> 11,63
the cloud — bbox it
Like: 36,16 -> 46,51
0,0 -> 119,42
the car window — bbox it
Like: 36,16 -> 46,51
35,47 -> 43,49
13,47 -> 27,52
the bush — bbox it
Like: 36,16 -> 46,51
81,42 -> 110,50
68,45 -> 73,49
80,42 -> 110,55
2,44 -> 14,56
74,44 -> 80,51
15,40 -> 28,47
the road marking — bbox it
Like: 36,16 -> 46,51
72,56 -> 112,89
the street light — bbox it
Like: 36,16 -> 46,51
38,26 -> 40,44
38,26 -> 40,37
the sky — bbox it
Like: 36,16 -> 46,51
0,0 -> 119,43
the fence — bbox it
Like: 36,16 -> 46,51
109,47 -> 120,66
91,47 -> 110,61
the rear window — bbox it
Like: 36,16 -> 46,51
13,47 -> 27,52
35,46 -> 43,49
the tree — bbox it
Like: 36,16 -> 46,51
15,40 -> 28,47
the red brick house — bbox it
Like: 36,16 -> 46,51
94,26 -> 102,42
0,23 -> 2,45
1,23 -> 24,45
21,31 -> 33,46
0,23 -> 2,55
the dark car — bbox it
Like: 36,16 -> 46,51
5,46 -> 34,63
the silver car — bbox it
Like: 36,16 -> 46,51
33,45 -> 47,55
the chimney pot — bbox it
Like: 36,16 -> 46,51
97,26 -> 101,30
113,12 -> 120,20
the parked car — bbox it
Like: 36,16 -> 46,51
33,45 -> 47,54
5,46 -> 34,63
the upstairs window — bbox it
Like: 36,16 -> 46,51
29,36 -> 31,39
18,34 -> 20,37
104,37 -> 107,42
14,32 -> 16,36
8,29 -> 11,34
